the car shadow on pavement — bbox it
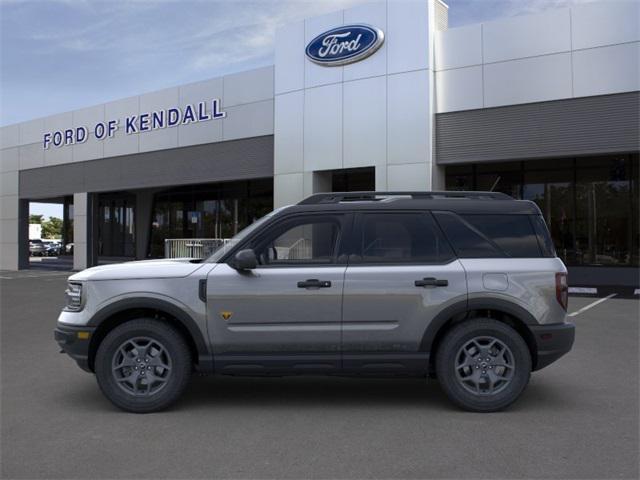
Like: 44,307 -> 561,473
180,376 -> 452,410
54,374 -> 573,414
179,375 -> 575,413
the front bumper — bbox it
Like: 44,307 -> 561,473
54,324 -> 96,372
530,322 -> 575,371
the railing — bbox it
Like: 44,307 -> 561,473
275,237 -> 311,260
164,237 -> 311,260
164,238 -> 232,259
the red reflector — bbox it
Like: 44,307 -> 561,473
555,272 -> 568,311
541,333 -> 553,340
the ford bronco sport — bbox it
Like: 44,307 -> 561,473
55,191 -> 575,413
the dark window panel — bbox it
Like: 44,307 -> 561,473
331,167 -> 375,192
354,213 -> 455,264
97,192 -> 136,258
434,211 -> 504,258
575,156 -> 633,266
523,168 -> 575,262
461,214 -> 542,258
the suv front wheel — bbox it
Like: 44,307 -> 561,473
95,319 -> 192,413
436,318 -> 531,412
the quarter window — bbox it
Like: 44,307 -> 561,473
433,212 -> 503,258
461,214 -> 542,258
434,212 -> 543,258
354,213 -> 454,264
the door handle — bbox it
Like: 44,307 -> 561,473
297,279 -> 332,289
415,277 -> 448,287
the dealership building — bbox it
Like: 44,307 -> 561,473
0,0 -> 638,287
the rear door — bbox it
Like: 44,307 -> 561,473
206,212 -> 351,373
341,211 -> 467,372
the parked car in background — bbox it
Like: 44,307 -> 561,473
44,241 -> 62,256
29,239 -> 47,257
65,243 -> 74,254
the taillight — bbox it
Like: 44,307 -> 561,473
555,272 -> 568,311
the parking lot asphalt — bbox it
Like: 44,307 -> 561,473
1,271 -> 638,479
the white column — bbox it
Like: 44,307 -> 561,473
73,192 -> 89,271
273,0 -> 441,207
303,171 -> 332,198
0,147 -> 19,270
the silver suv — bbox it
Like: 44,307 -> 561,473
55,191 -> 575,413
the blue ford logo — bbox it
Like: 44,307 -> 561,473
306,24 -> 384,66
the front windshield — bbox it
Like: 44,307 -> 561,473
204,206 -> 288,263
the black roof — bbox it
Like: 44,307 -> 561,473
283,191 -> 541,215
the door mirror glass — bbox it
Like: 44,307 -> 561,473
232,249 -> 257,270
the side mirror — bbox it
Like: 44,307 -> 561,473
232,249 -> 257,271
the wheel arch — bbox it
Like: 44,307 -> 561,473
422,298 -> 539,372
87,298 -> 213,373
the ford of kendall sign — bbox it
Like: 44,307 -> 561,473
42,98 -> 225,149
305,24 -> 384,66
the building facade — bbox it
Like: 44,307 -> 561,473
0,0 -> 638,287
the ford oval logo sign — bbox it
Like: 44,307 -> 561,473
306,24 -> 384,66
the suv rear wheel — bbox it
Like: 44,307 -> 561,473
95,319 -> 192,413
435,318 -> 531,412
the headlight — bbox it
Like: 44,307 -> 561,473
64,283 -> 83,311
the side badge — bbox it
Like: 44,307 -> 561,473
220,311 -> 233,321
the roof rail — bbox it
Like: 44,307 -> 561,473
297,191 -> 512,205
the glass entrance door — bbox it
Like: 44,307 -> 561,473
98,193 -> 135,258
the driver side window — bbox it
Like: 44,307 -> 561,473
255,217 -> 341,266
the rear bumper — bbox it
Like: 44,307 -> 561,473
54,324 -> 96,373
530,322 -> 575,371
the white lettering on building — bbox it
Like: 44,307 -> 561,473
318,32 -> 362,58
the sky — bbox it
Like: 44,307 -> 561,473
0,0 -> 601,127
2,0 -> 599,219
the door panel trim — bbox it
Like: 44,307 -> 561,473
342,352 -> 429,373
215,354 -> 341,374
342,321 -> 399,331
213,352 -> 429,375
227,323 -> 342,332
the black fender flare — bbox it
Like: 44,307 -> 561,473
88,297 -> 213,372
420,297 -> 538,352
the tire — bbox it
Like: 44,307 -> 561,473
95,318 -> 192,413
435,318 -> 531,412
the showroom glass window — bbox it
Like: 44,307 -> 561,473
574,156 -> 636,266
522,159 -> 575,263
445,153 -> 639,267
148,179 -> 272,257
97,193 -> 136,258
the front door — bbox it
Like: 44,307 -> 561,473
97,193 -> 136,258
341,212 -> 467,373
207,213 -> 350,374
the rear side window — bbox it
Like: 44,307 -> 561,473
354,212 -> 455,264
434,212 -> 544,258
